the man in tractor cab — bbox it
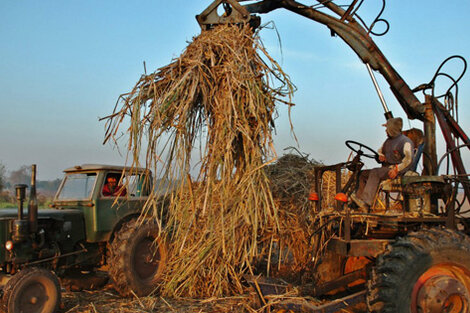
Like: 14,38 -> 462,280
102,174 -> 127,197
351,117 -> 414,210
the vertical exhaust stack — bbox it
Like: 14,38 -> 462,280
15,184 -> 27,220
28,164 -> 38,233
12,184 -> 29,243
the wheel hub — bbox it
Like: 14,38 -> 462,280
134,237 -> 160,282
413,268 -> 470,313
19,282 -> 48,311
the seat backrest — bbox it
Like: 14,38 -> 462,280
403,128 -> 424,173
410,143 -> 424,172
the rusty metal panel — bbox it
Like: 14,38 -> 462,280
311,269 -> 367,297
328,238 -> 389,257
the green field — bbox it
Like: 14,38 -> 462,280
0,201 -> 15,209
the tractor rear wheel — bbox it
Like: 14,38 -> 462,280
2,267 -> 61,313
107,218 -> 167,297
367,227 -> 470,313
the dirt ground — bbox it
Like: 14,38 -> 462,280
58,270 -> 364,313
61,284 -> 257,313
60,285 -> 365,313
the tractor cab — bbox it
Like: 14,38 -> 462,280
53,164 -> 153,242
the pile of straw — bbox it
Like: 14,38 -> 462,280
265,152 -> 320,212
261,153 -> 354,283
104,24 -> 294,297
258,153 -> 318,282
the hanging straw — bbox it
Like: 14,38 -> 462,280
104,23 -> 295,297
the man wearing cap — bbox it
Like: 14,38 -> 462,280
351,117 -> 414,210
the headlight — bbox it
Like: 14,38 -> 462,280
5,240 -> 13,251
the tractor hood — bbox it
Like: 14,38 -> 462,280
0,208 -> 83,220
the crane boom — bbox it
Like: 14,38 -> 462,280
197,0 -> 470,193
245,0 -> 425,120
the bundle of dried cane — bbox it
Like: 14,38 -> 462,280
104,23 -> 294,297
262,153 -> 321,281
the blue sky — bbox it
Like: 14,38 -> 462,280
1,1 -> 469,180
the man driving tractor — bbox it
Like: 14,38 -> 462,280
102,174 -> 127,197
351,117 -> 414,211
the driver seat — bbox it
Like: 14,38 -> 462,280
374,132 -> 427,213
409,143 -> 424,173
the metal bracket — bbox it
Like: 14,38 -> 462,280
196,0 -> 252,29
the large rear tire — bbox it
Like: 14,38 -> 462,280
367,227 -> 470,313
107,218 -> 167,297
2,267 -> 61,313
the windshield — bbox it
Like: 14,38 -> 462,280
56,173 -> 97,200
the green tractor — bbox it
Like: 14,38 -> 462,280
0,164 -> 167,313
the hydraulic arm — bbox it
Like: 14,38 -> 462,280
197,0 -> 470,202
198,0 -> 424,120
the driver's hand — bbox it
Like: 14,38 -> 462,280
388,166 -> 398,179
379,154 -> 386,162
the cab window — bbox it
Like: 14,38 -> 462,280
102,173 -> 150,197
57,173 -> 97,200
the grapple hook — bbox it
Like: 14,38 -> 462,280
196,0 -> 260,30
222,2 -> 233,16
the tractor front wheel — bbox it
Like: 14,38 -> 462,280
367,228 -> 470,313
107,218 -> 167,297
2,267 -> 61,313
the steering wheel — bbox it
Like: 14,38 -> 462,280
345,140 -> 379,160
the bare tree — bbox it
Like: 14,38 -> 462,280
0,162 -> 6,192
8,165 -> 32,186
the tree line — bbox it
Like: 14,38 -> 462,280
0,162 -> 61,207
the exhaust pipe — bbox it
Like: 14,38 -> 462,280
12,184 -> 29,242
28,164 -> 38,233
15,184 -> 27,220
